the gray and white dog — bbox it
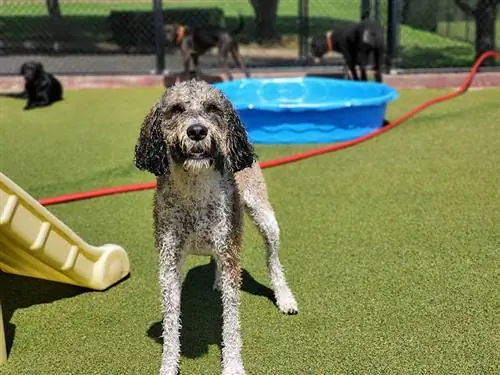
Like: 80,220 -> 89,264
134,79 -> 298,375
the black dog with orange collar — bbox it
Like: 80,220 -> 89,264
310,19 -> 385,82
163,14 -> 250,81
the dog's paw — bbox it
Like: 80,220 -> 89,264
23,105 -> 32,111
222,362 -> 246,375
222,369 -> 245,375
159,366 -> 180,375
275,290 -> 299,315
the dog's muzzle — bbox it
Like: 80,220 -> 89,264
177,122 -> 219,171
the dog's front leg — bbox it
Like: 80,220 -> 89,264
157,230 -> 185,375
218,49 -> 233,81
24,85 -> 36,110
343,50 -> 359,81
230,48 -> 250,79
373,48 -> 383,82
214,233 -> 245,375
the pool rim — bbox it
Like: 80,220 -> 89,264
213,76 -> 399,112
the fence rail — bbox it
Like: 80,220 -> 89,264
0,0 -> 498,76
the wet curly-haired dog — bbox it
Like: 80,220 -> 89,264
134,79 -> 298,375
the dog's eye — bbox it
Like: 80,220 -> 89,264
205,103 -> 220,114
170,104 -> 184,115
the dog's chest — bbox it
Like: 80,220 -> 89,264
173,174 -> 235,256
185,200 -> 230,256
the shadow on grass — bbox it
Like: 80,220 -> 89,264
147,259 -> 274,359
0,92 -> 26,100
0,272 -> 90,357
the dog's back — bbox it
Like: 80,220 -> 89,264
45,72 -> 63,101
355,19 -> 384,50
192,14 -> 245,52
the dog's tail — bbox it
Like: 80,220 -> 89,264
231,14 -> 245,35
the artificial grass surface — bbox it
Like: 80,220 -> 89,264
0,86 -> 499,374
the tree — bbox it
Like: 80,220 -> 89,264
249,0 -> 281,44
454,0 -> 499,65
46,0 -> 61,18
46,0 -> 63,51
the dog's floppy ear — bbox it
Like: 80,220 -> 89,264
134,103 -> 170,176
224,102 -> 255,173
20,63 -> 28,75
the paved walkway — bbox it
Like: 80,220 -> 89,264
2,69 -> 500,92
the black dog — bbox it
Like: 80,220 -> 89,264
310,19 -> 385,82
18,61 -> 63,110
164,15 -> 250,80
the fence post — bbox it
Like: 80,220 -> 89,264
298,0 -> 309,63
386,0 -> 400,73
374,0 -> 381,22
361,0 -> 371,20
153,0 -> 165,74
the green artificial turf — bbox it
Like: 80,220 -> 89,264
0,86 -> 499,375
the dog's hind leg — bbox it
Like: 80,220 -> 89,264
373,47 -> 383,82
230,47 -> 250,78
358,52 -> 369,81
218,44 -> 234,81
356,44 -> 372,81
37,91 -> 51,107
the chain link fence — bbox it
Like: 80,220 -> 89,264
0,0 -> 498,76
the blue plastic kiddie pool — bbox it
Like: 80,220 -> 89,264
213,77 -> 398,144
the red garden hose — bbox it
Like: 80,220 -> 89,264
38,51 -> 500,207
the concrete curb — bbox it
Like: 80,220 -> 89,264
2,70 -> 500,92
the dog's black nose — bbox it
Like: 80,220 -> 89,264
186,124 -> 208,141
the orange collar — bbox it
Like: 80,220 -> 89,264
326,31 -> 333,52
176,25 -> 186,45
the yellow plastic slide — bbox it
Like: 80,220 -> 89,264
0,171 -> 130,363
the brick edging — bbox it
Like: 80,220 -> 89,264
2,70 -> 500,92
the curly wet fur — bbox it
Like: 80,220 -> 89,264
134,80 -> 298,375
